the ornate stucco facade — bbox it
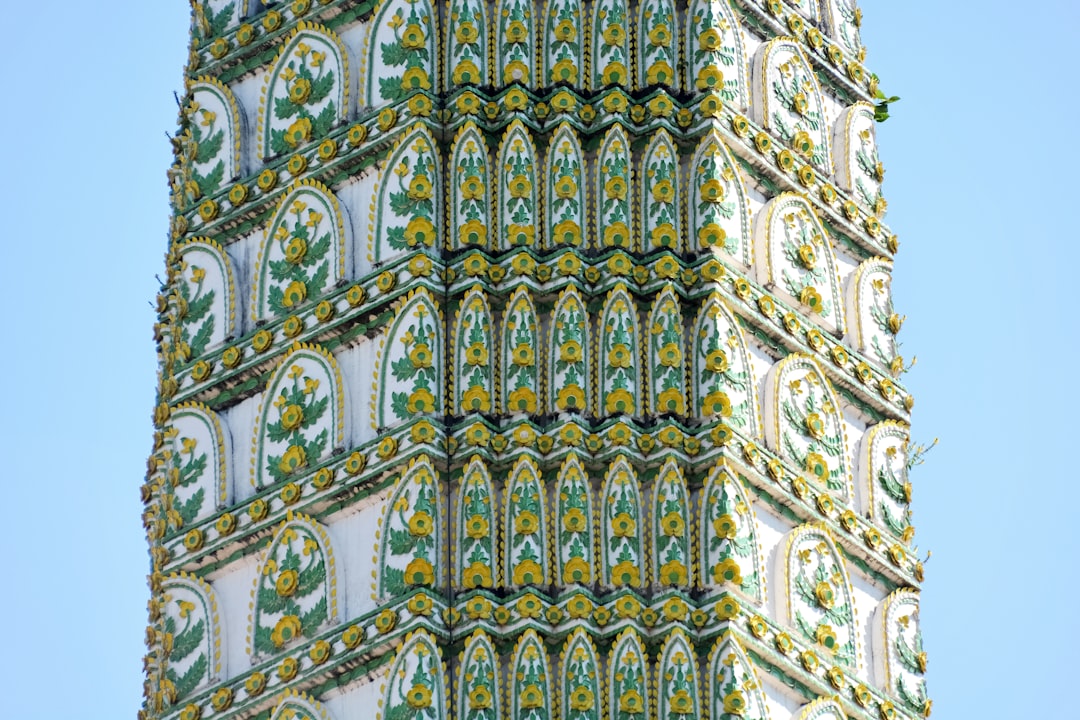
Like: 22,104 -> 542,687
143,1 -> 928,720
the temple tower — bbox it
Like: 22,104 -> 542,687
142,1 -> 929,719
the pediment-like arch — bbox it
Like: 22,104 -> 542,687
689,130 -> 752,267
269,692 -> 332,720
784,523 -> 858,669
597,283 -> 640,417
691,292 -> 758,434
834,102 -> 884,213
881,589 -> 928,714
457,631 -> 500,719
657,629 -> 701,719
543,0 -> 584,85
176,238 -> 237,359
185,78 -> 241,197
636,0 -> 678,88
378,630 -> 448,720
754,193 -> 845,333
162,573 -> 221,699
259,24 -> 349,159
699,463 -> 764,602
252,343 -> 345,488
594,125 -> 634,250
455,455 -> 498,589
859,421 -> 912,539
375,454 -> 443,598
504,456 -> 549,587
168,402 -> 231,525
548,285 -> 591,414
607,629 -> 650,718
822,0 -> 864,58
707,633 -> 769,720
448,122 -> 492,252
509,630 -> 552,720
495,0 -> 537,85
846,257 -> 897,369
646,284 -> 686,416
796,697 -> 848,720
753,39 -> 831,171
364,0 -> 439,106
496,121 -> 541,250
545,123 -> 587,248
560,630 -> 602,719
600,455 -> 645,589
640,129 -> 682,252
373,288 -> 444,429
652,457 -> 692,588
453,287 -> 495,415
501,287 -> 542,414
254,180 -> 348,322
250,514 -> 337,657
445,0 -> 488,86
369,123 -> 441,265
590,0 -> 631,88
685,0 -> 749,106
554,453 -> 595,586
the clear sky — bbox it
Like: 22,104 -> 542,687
0,1 -> 1076,717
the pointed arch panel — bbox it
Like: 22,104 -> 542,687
504,457 -> 549,587
752,39 -> 831,170
554,453 -> 595,586
176,238 -> 237,358
699,463 -> 764,602
860,421 -> 912,540
847,257 -> 897,369
692,293 -> 758,435
364,0 -> 438,106
457,631 -> 501,719
689,130 -> 752,267
186,78 -> 241,196
169,402 -> 231,525
495,0 -> 537,85
446,0 -> 488,86
549,286 -> 591,414
455,455 -> 498,589
560,630 -> 603,720
785,524 -> 858,669
597,284 -> 640,417
594,125 -> 634,250
448,122 -> 492,251
600,455 -> 645,588
834,102 -> 883,213
590,0 -> 632,88
823,0 -> 864,58
640,129 -> 682,253
636,0 -> 678,88
509,630 -> 552,720
501,288 -> 542,414
685,0 -> 749,106
376,455 -> 443,598
607,630 -> 650,718
496,121 -> 541,250
646,285 -> 686,416
373,288 -> 444,429
652,457 -> 692,588
881,590 -> 928,714
370,123 -> 441,264
453,287 -> 496,414
543,0 -> 585,85
162,574 -> 221,699
378,631 -> 448,720
657,630 -> 701,719
546,123 -> 587,248
707,633 -> 769,720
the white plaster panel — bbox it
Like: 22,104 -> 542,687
229,69 -> 267,177
222,227 -> 260,335
335,170 -> 378,279
747,341 -> 776,418
850,569 -> 887,684
753,499 -> 794,622
209,552 -> 260,680
323,665 -> 391,720
833,245 -> 859,293
842,405 -> 868,513
220,393 -> 260,503
760,671 -> 805,718
338,21 -> 369,116
335,337 -> 377,447
324,492 -> 388,621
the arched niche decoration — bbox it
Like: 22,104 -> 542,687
259,24 -> 348,159
252,343 -> 345,489
456,630 -> 501,719
369,123 -> 441,265
269,692 -> 332,720
508,630 -> 552,720
363,0 -> 438,107
161,573 -> 221,699
636,0 -> 678,88
254,180 -> 348,322
822,0 -> 864,59
504,456 -> 549,588
691,292 -> 759,435
455,455 -> 498,590
847,257 -> 897,369
560,630 -> 603,720
176,238 -> 237,361
607,629 -> 650,718
762,353 -> 852,502
796,697 -> 849,720
646,284 -> 687,416
594,124 -> 634,250
193,1 -> 246,43
445,0 -> 488,86
685,0 -> 749,106
784,523 -> 858,669
185,78 -> 242,198
372,288 -> 444,429
860,421 -> 912,540
545,122 -> 587,248
707,632 -> 769,720
501,287 -> 542,415
699,463 -> 764,603
590,0 -> 632,88
553,453 -> 595,586
448,121 -> 492,252
689,130 -> 752,267
453,286 -> 496,414
656,629 -> 701,718
375,454 -> 443,598
834,102 -> 883,213
496,120 -> 541,250
881,590 -> 928,715
378,630 -> 448,720
752,39 -> 831,171
639,129 -> 682,253
548,285 -> 591,414
168,402 -> 231,526
249,513 -> 337,657
494,0 -> 537,85
652,457 -> 692,589
754,193 -> 845,334
597,283 -> 640,417
543,0 -> 584,85
599,455 -> 645,589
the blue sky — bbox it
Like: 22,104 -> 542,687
0,1 -> 1076,717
